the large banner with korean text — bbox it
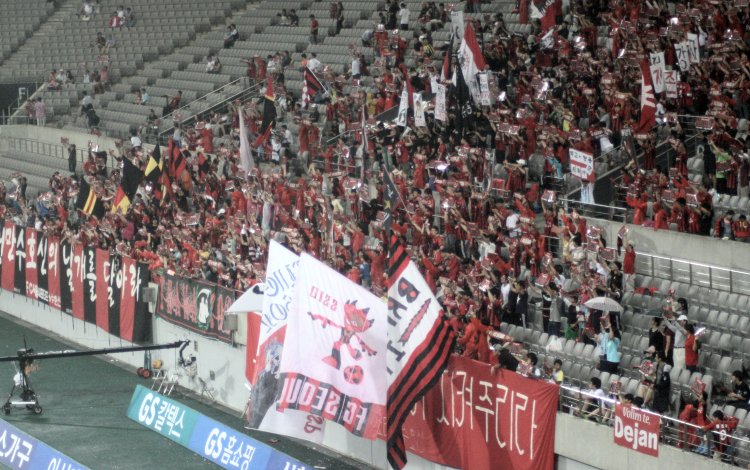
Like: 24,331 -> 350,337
278,253 -> 387,440
0,222 -> 151,344
156,274 -> 235,343
402,355 -> 558,470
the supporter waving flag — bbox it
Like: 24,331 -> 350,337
386,235 -> 455,469
302,66 -> 325,105
144,144 -> 162,183
112,157 -> 143,215
75,178 -> 105,218
167,138 -> 186,180
457,22 -> 486,104
253,76 -> 277,147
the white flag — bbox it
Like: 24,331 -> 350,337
247,241 -> 327,443
396,88 -> 409,127
675,42 -> 690,72
278,253 -> 387,439
649,52 -> 665,94
435,84 -> 447,122
687,33 -> 700,64
238,110 -> 254,174
413,92 -> 426,127
479,72 -> 492,106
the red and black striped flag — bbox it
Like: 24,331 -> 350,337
302,66 -> 325,104
168,138 -> 186,180
386,235 -> 455,469
253,77 -> 277,147
75,178 -> 105,218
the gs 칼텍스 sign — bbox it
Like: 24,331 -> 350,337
127,385 -> 308,470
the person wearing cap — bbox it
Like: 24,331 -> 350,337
665,314 -> 689,370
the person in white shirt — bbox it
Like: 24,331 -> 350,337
351,54 -> 361,80
130,130 -> 142,149
81,91 -> 93,109
505,209 -> 520,237
398,3 -> 410,30
307,53 -> 322,74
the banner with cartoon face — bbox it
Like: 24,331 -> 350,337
156,274 -> 235,343
278,253 -> 387,440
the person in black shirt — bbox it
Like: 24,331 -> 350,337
648,316 -> 665,355
726,370 -> 750,410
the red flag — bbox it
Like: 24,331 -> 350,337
399,63 -> 414,107
638,60 -> 657,132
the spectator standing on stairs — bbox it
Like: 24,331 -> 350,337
622,239 -> 636,292
665,314 -> 688,371
34,98 -> 46,127
398,2 -> 410,31
335,2 -> 344,34
68,144 -> 77,174
309,15 -> 319,44
307,53 -> 322,74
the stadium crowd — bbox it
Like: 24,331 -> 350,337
1,0 -> 750,463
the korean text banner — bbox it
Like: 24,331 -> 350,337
613,403 -> 660,457
0,222 -> 150,344
278,253 -> 387,440
156,274 -> 235,343
402,355 -> 558,470
127,385 -> 306,470
570,148 -> 595,181
0,418 -> 89,470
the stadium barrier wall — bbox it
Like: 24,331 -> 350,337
555,412 -> 734,470
587,216 -> 750,272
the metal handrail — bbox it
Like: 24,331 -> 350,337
0,81 -> 44,125
153,76 -> 264,145
559,198 -> 630,223
633,249 -> 750,296
3,136 -> 117,169
559,383 -> 747,465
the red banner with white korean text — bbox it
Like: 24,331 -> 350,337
95,248 -> 110,332
71,243 -> 85,321
46,236 -> 61,310
24,228 -> 38,301
613,403 -> 660,457
0,221 -> 15,292
402,355 -> 558,470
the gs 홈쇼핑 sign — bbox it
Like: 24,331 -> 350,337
127,385 -> 308,470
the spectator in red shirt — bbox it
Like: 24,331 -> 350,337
309,15 -> 319,44
703,410 -> 739,462
683,323 -> 700,373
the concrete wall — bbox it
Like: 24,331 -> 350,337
587,216 -> 750,272
555,413 -> 734,470
0,286 -> 389,468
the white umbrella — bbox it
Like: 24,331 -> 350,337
584,296 -> 624,313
